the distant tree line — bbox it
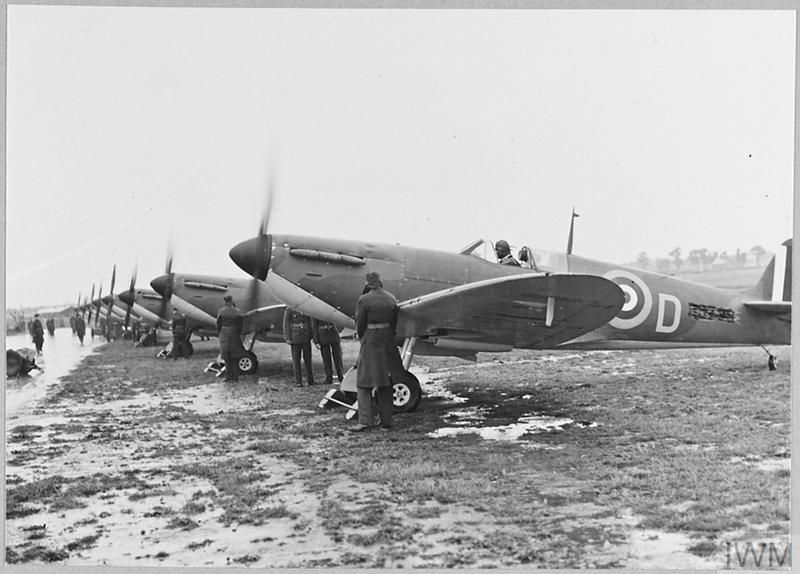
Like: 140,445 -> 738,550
632,245 -> 770,274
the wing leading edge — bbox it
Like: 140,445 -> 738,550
397,273 -> 624,350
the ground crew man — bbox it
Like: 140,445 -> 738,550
350,271 -> 404,432
312,318 -> 344,384
495,239 -> 520,266
45,317 -> 55,336
217,295 -> 245,382
74,313 -> 86,345
170,308 -> 189,359
31,314 -> 45,354
283,309 -> 315,387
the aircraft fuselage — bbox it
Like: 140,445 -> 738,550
256,235 -> 789,349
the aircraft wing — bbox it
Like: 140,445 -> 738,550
396,273 -> 624,349
242,304 -> 286,334
743,301 -> 792,315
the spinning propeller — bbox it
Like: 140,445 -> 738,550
87,284 -> 96,322
232,162 -> 277,311
148,240 -> 175,327
105,265 -> 117,330
94,282 -> 103,328
160,246 -> 174,322
124,265 -> 137,330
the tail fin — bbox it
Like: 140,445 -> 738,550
743,239 -> 791,301
744,255 -> 775,300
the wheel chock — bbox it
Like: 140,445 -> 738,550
204,361 -> 226,377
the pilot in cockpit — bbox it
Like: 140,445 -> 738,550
495,240 -> 521,266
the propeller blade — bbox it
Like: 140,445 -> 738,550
94,283 -> 103,328
106,265 -> 117,334
124,265 -> 137,330
87,284 -> 96,321
158,243 -> 175,326
247,272 -> 261,312
244,160 -> 278,310
259,165 -> 276,237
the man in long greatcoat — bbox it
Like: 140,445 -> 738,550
312,318 -> 344,384
217,295 -> 245,382
74,313 -> 86,345
283,309 -> 315,387
31,314 -> 45,354
350,271 -> 405,432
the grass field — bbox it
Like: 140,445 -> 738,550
5,338 -> 790,568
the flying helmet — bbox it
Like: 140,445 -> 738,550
495,239 -> 511,258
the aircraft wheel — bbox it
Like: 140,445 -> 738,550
392,370 -> 422,413
238,352 -> 258,375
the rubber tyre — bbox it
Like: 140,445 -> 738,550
392,370 -> 422,413
237,351 -> 258,375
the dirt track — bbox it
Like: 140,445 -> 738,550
5,339 -> 791,568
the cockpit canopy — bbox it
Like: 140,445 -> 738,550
459,239 -> 568,273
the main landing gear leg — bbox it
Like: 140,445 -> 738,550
392,337 -> 422,413
400,336 -> 418,370
236,332 -> 259,375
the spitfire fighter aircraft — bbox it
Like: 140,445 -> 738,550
229,232 -> 791,412
148,272 -> 286,374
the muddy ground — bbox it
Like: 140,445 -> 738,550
5,339 -> 790,568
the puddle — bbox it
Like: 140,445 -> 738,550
625,528 -> 719,569
6,329 -> 103,419
729,455 -> 791,473
755,458 -> 790,472
420,364 -> 596,442
578,509 -> 720,569
442,407 -> 490,426
429,413 -> 581,441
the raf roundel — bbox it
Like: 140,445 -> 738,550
602,270 -> 653,330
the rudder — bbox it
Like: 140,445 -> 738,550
781,239 -> 791,301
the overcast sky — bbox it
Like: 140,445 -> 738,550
5,7 -> 796,308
